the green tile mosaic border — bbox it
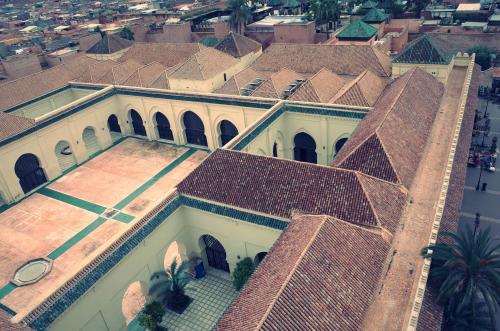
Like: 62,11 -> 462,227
38,187 -> 106,214
114,148 -> 196,210
47,217 -> 107,260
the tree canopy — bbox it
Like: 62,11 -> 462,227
422,225 -> 500,328
120,26 -> 134,41
468,46 -> 495,71
228,0 -> 252,34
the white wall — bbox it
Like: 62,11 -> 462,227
243,112 -> 360,165
0,93 -> 267,203
48,206 -> 281,331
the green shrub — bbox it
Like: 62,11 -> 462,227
232,257 -> 255,291
138,301 -> 166,331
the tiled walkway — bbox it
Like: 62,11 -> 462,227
162,274 -> 238,331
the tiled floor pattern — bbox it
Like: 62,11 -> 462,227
161,274 -> 238,331
0,138 -> 208,314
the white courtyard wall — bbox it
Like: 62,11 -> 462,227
48,206 -> 281,331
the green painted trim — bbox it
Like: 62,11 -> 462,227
38,187 -> 106,215
0,283 -> 16,300
112,212 -> 135,223
47,217 -> 107,260
0,302 -> 16,315
114,148 -> 197,210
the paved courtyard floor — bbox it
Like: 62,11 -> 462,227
128,273 -> 238,331
162,273 -> 238,331
0,138 -> 208,316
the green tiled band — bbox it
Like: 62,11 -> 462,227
0,283 -> 16,301
48,217 -> 107,260
114,148 -> 196,210
38,187 -> 106,214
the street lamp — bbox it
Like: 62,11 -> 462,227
474,212 -> 481,238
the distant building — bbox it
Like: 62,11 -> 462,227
86,33 -> 133,60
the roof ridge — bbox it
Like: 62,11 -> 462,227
255,215 -> 328,329
339,67 -> 416,175
355,172 -> 383,229
330,70 -> 367,102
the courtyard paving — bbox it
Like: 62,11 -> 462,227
0,138 -> 208,316
128,273 -> 238,331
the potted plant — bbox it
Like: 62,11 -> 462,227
138,301 -> 166,331
149,260 -> 192,314
232,257 -> 255,291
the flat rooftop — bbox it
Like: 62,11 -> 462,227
0,138 -> 208,316
247,15 -> 308,27
7,86 -> 101,120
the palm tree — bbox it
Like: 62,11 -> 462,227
311,0 -> 340,36
149,259 -> 192,312
421,225 -> 500,328
228,0 -> 252,34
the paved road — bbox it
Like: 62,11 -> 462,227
458,98 -> 500,329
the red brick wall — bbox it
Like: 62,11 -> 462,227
274,22 -> 315,44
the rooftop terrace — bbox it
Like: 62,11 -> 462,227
0,138 -> 207,318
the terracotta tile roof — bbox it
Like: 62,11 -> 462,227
288,68 -> 345,103
86,33 -> 133,55
0,112 -> 35,141
217,214 -> 391,331
251,68 -> 303,99
177,149 -> 406,232
330,69 -> 387,107
121,62 -> 168,88
394,35 -> 455,64
215,68 -> 269,96
333,67 -> 444,188
148,72 -> 170,89
251,44 -> 392,77
214,32 -> 261,58
76,59 -> 116,83
96,59 -> 143,84
117,42 -> 203,67
429,33 -> 500,53
169,47 -> 239,80
77,33 -> 102,52
0,55 -> 98,111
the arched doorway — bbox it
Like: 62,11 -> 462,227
122,281 -> 148,326
293,132 -> 317,163
272,142 -> 278,157
335,137 -> 348,155
54,140 -> 76,172
199,234 -> 229,272
129,109 -> 146,137
183,111 -> 207,147
219,120 -> 238,146
82,127 -> 101,157
15,153 -> 47,193
254,252 -> 267,266
154,112 -> 173,141
107,114 -> 122,142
